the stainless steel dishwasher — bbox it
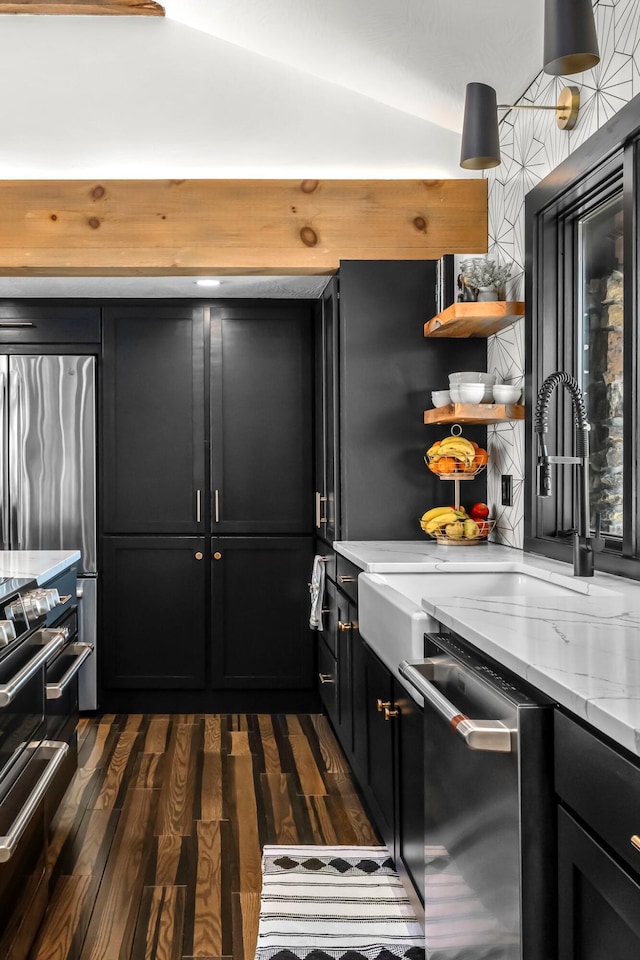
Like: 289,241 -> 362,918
401,632 -> 555,960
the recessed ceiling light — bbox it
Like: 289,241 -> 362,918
195,279 -> 222,287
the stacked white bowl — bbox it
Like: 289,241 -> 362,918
448,371 -> 495,404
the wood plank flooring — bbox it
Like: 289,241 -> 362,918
30,714 -> 379,960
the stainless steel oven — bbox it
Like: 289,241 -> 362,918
0,582 -> 70,960
401,632 -> 555,960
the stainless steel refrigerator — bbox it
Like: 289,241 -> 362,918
0,354 -> 97,708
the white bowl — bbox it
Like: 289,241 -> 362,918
492,383 -> 521,403
431,390 -> 451,408
458,383 -> 485,404
449,385 -> 462,403
449,371 -> 496,386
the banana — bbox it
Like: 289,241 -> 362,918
438,436 -> 476,455
425,510 -> 458,534
421,505 -> 456,524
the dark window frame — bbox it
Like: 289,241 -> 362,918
525,94 -> 640,580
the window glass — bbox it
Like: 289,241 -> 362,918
578,194 -> 624,538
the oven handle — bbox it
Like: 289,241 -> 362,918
0,740 -> 68,863
0,631 -> 67,707
46,643 -> 94,699
399,658 -> 516,753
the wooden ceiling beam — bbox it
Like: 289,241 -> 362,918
0,178 -> 487,276
0,1 -> 164,15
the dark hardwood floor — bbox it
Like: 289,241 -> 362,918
29,713 -> 379,960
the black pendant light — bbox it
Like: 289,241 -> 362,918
460,83 -> 501,170
544,0 -> 600,75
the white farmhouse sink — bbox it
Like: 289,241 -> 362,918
358,573 -> 439,673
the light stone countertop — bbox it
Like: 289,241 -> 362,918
0,550 -> 81,585
335,540 -> 640,758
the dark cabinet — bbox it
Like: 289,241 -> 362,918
102,304 -> 205,534
394,677 -> 424,900
210,537 -> 314,689
101,300 -> 315,706
362,642 -> 395,849
317,564 -> 424,906
314,279 -> 339,543
558,807 -> 640,959
102,537 -> 207,689
209,304 -> 313,534
555,711 -> 640,958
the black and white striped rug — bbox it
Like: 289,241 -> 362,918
254,844 -> 425,960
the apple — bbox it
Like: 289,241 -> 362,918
469,501 -> 490,520
475,519 -> 491,537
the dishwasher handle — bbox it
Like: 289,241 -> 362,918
400,658 -> 516,753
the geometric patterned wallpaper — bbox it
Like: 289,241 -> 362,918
486,0 -> 636,546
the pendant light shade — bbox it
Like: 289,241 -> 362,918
460,83 -> 501,171
544,0 -> 600,75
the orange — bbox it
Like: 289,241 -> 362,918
437,457 -> 456,474
476,448 -> 489,466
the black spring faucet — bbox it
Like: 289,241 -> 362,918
534,372 -> 601,577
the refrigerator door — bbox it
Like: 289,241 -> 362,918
8,356 -> 96,574
0,356 -> 8,550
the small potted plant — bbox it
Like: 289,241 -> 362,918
460,258 -> 512,301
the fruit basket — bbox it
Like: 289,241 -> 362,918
419,509 -> 495,546
424,432 -> 488,477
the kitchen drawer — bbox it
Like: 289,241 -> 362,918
336,556 -> 360,604
318,638 -> 338,729
320,578 -> 338,657
555,711 -> 640,878
0,305 -> 100,344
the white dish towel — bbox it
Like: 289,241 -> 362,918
309,555 -> 326,631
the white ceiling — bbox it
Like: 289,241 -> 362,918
0,2 -> 545,296
163,0 -> 545,133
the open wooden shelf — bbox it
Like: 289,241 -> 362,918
424,301 -> 525,338
424,402 -> 524,425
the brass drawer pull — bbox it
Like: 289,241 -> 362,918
319,673 -> 335,684
631,835 -> 640,852
338,575 -> 356,583
376,698 -> 398,721
338,621 -> 351,632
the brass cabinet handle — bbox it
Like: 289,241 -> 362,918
376,698 -> 398,721
338,621 -> 351,632
196,489 -> 201,523
195,552 -> 204,561
213,551 -> 222,561
319,673 -> 335,684
315,491 -> 328,527
214,489 -> 220,523
632,835 -> 640,852
338,575 -> 356,583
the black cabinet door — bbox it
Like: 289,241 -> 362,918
558,807 -> 640,959
314,280 -> 339,542
209,304 -> 313,534
318,639 -> 339,730
350,628 -> 369,788
336,592 -> 354,755
102,537 -> 206,689
363,642 -> 395,849
211,537 -> 314,688
394,678 -> 424,902
102,304 -> 205,534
